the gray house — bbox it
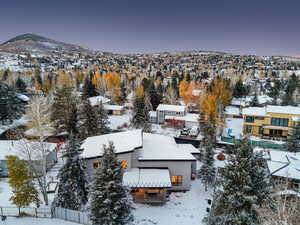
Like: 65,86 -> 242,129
0,140 -> 58,177
80,130 -> 197,204
156,104 -> 187,124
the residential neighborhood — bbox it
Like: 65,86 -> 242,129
1,1 -> 300,225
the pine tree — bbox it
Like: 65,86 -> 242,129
198,123 -> 216,191
78,96 -> 98,139
131,93 -> 151,132
0,82 -> 25,125
52,134 -> 88,210
89,142 -> 134,225
205,138 -> 261,225
83,75 -> 98,98
15,77 -> 27,93
51,87 -> 79,135
148,82 -> 161,110
284,122 -> 300,153
95,102 -> 110,135
250,92 -> 259,107
120,80 -> 127,104
6,155 -> 39,208
233,79 -> 247,98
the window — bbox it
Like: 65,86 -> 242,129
259,126 -> 264,134
271,118 -> 289,127
255,117 -> 264,120
245,116 -> 254,123
121,160 -> 128,169
294,180 -> 300,190
269,129 -> 283,136
93,160 -> 101,169
245,125 -> 252,134
171,175 -> 183,186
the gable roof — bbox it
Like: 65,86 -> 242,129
242,105 -> 300,117
157,104 -> 186,112
80,130 -> 143,159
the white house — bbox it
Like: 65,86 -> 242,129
156,104 -> 187,124
80,130 -> 197,204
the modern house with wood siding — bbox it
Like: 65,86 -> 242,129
242,105 -> 300,140
80,130 -> 197,204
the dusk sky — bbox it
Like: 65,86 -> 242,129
0,0 -> 299,56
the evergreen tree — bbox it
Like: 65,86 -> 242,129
89,142 -> 134,225
281,75 -> 297,106
205,138 -> 267,225
198,123 -> 216,191
233,79 -> 247,98
78,96 -> 98,139
267,79 -> 281,105
53,134 -> 88,210
131,93 -> 151,132
95,102 -> 110,134
148,82 -> 161,110
83,75 -> 98,98
250,92 -> 259,107
0,82 -> 25,125
120,80 -> 127,104
15,77 -> 27,93
51,87 -> 79,135
2,69 -> 9,81
284,122 -> 300,153
6,155 -> 39,208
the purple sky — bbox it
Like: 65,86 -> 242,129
0,0 -> 299,56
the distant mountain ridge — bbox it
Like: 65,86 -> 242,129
0,33 -> 93,56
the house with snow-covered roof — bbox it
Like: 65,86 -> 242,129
242,105 -> 300,140
255,147 -> 300,192
80,129 -> 197,204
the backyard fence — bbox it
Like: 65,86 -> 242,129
52,207 -> 91,225
0,206 -> 51,218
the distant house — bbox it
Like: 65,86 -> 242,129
0,140 -> 58,177
103,104 -> 125,115
255,147 -> 300,192
224,106 -> 241,118
156,104 -> 187,124
80,130 -> 197,204
88,95 -> 110,107
242,105 -> 300,140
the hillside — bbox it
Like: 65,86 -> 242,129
0,33 -> 93,56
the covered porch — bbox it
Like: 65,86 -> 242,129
123,168 -> 172,204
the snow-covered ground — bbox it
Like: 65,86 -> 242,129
0,177 -> 212,225
108,112 -> 131,130
0,217 -> 78,225
133,179 -> 212,225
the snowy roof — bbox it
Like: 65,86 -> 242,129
266,149 -> 300,180
139,133 -> 196,161
165,113 -> 198,122
242,107 -> 267,116
242,105 -> 300,116
80,130 -> 143,159
122,168 -> 172,188
16,94 -> 30,102
176,144 -> 199,154
0,140 -> 57,160
103,104 -> 124,111
88,96 -> 110,106
224,106 -> 240,116
157,104 -> 186,112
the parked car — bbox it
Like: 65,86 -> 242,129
180,128 -> 190,136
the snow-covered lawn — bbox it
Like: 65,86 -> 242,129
1,178 -> 212,225
0,217 -> 78,225
134,179 -> 212,225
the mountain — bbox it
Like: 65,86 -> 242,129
0,33 -> 93,56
